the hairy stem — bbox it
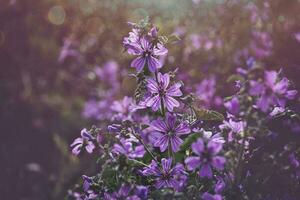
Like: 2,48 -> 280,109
130,127 -> 158,163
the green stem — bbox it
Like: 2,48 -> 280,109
168,141 -> 174,161
154,70 -> 166,117
234,135 -> 246,186
130,127 -> 158,163
128,159 -> 148,167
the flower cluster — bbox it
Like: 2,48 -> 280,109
68,20 -> 299,200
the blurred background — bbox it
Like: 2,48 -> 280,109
0,0 -> 299,199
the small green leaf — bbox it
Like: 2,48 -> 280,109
167,34 -> 181,43
179,132 -> 200,152
194,108 -> 224,121
227,74 -> 245,83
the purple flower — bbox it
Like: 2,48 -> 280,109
82,175 -> 93,191
196,76 -> 222,108
82,98 -> 114,120
202,130 -> 225,144
151,114 -> 190,152
113,138 -> 145,159
142,158 -> 187,191
146,73 -> 183,112
249,70 -> 297,112
104,184 -> 148,200
111,96 -> 134,121
70,128 -> 95,155
125,36 -> 167,73
134,186 -> 148,200
94,61 -> 120,91
214,178 -> 226,194
185,138 -> 226,178
58,38 -> 82,64
289,153 -> 300,168
202,192 -> 223,200
104,184 -> 131,200
219,119 -> 246,142
224,97 -> 240,116
269,106 -> 285,117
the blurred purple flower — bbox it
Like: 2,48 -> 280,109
202,192 -> 223,200
111,96 -> 133,121
185,138 -> 226,178
214,178 -> 226,194
151,113 -> 190,152
196,76 -> 222,108
70,128 -> 95,155
58,38 -> 81,64
295,32 -> 300,42
146,73 -> 183,112
82,98 -> 113,120
134,185 -> 148,200
250,70 -> 297,112
104,184 -> 148,200
142,158 -> 187,191
202,130 -> 225,144
289,153 -> 300,168
94,61 -> 119,90
113,138 -> 145,159
219,119 -> 246,142
224,97 -> 240,116
104,184 -> 133,200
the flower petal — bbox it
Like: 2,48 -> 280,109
85,142 -> 95,153
154,135 -> 169,152
153,43 -> 168,56
191,139 -> 204,155
170,136 -> 183,152
212,156 -> 226,170
185,156 -> 201,171
151,119 -> 168,133
207,141 -> 223,155
154,180 -> 165,189
164,96 -> 180,112
147,56 -> 161,73
175,123 -> 190,136
72,144 -> 82,155
131,56 -> 146,72
161,158 -> 172,172
166,83 -> 183,97
147,78 -> 159,94
199,164 -> 212,178
146,95 -> 161,111
158,73 -> 170,90
166,113 -> 176,129
70,138 -> 83,147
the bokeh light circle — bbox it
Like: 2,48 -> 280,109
48,6 -> 66,25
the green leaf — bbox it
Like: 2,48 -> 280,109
194,108 -> 224,121
179,132 -> 200,152
167,34 -> 181,43
226,74 -> 245,83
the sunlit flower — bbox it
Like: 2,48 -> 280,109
70,128 -> 95,155
124,36 -> 167,72
146,73 -> 182,112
